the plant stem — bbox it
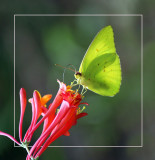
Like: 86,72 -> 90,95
21,142 -> 38,160
25,145 -> 30,155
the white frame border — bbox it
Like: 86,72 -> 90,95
14,14 -> 143,148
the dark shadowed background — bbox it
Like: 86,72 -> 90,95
0,1 -> 154,160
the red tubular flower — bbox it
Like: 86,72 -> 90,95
23,91 -> 42,142
19,88 -> 27,142
27,81 -> 88,159
25,80 -> 66,143
0,80 -> 88,160
0,88 -> 27,147
22,90 -> 52,143
35,105 -> 88,159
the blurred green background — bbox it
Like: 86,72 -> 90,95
0,0 -> 154,160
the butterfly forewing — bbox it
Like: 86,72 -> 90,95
79,25 -> 116,73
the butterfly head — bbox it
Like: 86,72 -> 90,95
74,71 -> 82,80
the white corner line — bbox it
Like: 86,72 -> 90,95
14,14 -> 16,148
14,145 -> 143,148
141,15 -> 143,147
13,14 -> 143,148
14,14 -> 143,17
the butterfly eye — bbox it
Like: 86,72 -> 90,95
75,72 -> 82,76
74,72 -> 82,80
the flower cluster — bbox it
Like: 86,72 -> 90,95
0,80 -> 88,160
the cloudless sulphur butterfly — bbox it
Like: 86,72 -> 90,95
74,25 -> 121,96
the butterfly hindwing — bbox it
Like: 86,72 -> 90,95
83,53 -> 121,96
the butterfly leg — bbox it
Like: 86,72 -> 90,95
77,84 -> 81,92
70,79 -> 78,87
81,86 -> 87,95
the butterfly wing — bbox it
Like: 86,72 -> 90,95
79,25 -> 116,73
78,25 -> 121,96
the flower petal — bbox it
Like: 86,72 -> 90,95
0,131 -> 20,146
26,80 -> 66,141
41,94 -> 52,106
63,131 -> 70,136
34,108 -> 76,158
23,91 -> 42,142
19,88 -> 27,142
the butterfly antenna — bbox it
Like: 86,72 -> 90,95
63,64 -> 77,82
66,64 -> 76,73
55,64 -> 76,82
